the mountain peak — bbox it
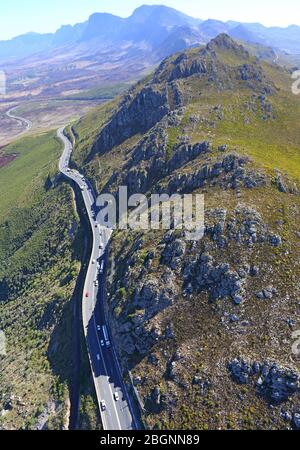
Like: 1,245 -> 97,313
207,33 -> 250,58
153,34 -> 269,92
209,33 -> 240,48
198,20 -> 230,38
80,12 -> 124,41
129,4 -> 201,27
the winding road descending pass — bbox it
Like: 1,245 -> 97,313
58,127 -> 137,431
6,106 -> 32,135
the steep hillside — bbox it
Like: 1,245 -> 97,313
72,34 -> 300,430
0,132 -> 99,430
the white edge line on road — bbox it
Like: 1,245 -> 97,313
58,126 -> 127,431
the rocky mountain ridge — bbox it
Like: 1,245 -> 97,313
71,34 -> 300,430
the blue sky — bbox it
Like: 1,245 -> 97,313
1,0 -> 300,40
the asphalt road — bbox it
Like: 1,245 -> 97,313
58,127 -> 137,431
6,106 -> 32,134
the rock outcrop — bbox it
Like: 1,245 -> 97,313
228,358 -> 300,404
93,86 -> 170,154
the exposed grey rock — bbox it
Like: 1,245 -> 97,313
269,234 -> 282,247
163,230 -> 174,244
228,358 -> 300,404
168,361 -> 178,382
171,81 -> 184,107
257,363 -> 299,403
230,314 -> 240,323
286,318 -> 295,328
164,322 -> 175,340
168,153 -> 266,194
144,251 -> 155,269
233,294 -> 243,305
94,85 -> 171,154
250,266 -> 260,276
225,206 -> 268,247
192,375 -> 211,395
160,53 -> 214,82
256,286 -> 277,300
275,173 -> 288,193
274,171 -> 299,194
161,239 -> 186,269
252,361 -> 261,374
151,387 -> 161,406
119,133 -> 211,195
228,358 -> 252,384
193,375 -> 201,384
280,410 -> 292,422
148,354 -> 159,366
293,413 -> 300,429
167,141 -> 211,169
133,278 -> 175,318
3,400 -> 13,411
238,64 -> 263,82
130,127 -> 168,165
187,252 -> 246,304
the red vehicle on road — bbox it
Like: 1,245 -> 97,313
85,292 -> 89,298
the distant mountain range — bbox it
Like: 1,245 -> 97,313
1,5 -> 300,103
1,4 -> 300,64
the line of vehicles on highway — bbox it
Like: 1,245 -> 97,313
96,324 -> 119,412
92,256 -> 104,272
64,159 -> 123,420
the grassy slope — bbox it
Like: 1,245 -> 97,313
0,132 -> 82,429
0,133 -> 60,219
182,68 -> 300,181
65,82 -> 133,101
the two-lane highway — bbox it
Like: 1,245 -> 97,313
6,106 -> 32,134
58,127 -> 137,430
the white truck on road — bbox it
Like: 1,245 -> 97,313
99,260 -> 105,274
102,325 -> 111,348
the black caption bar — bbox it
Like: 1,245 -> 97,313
0,429 -> 295,448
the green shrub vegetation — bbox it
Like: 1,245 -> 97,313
0,131 -> 81,429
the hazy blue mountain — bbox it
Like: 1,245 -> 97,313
228,24 -> 266,45
127,4 -> 202,27
52,23 -> 86,46
79,5 -> 202,48
155,25 -> 205,59
80,13 -> 124,41
244,23 -> 300,53
0,4 -> 300,64
198,19 -> 230,38
0,32 -> 53,61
